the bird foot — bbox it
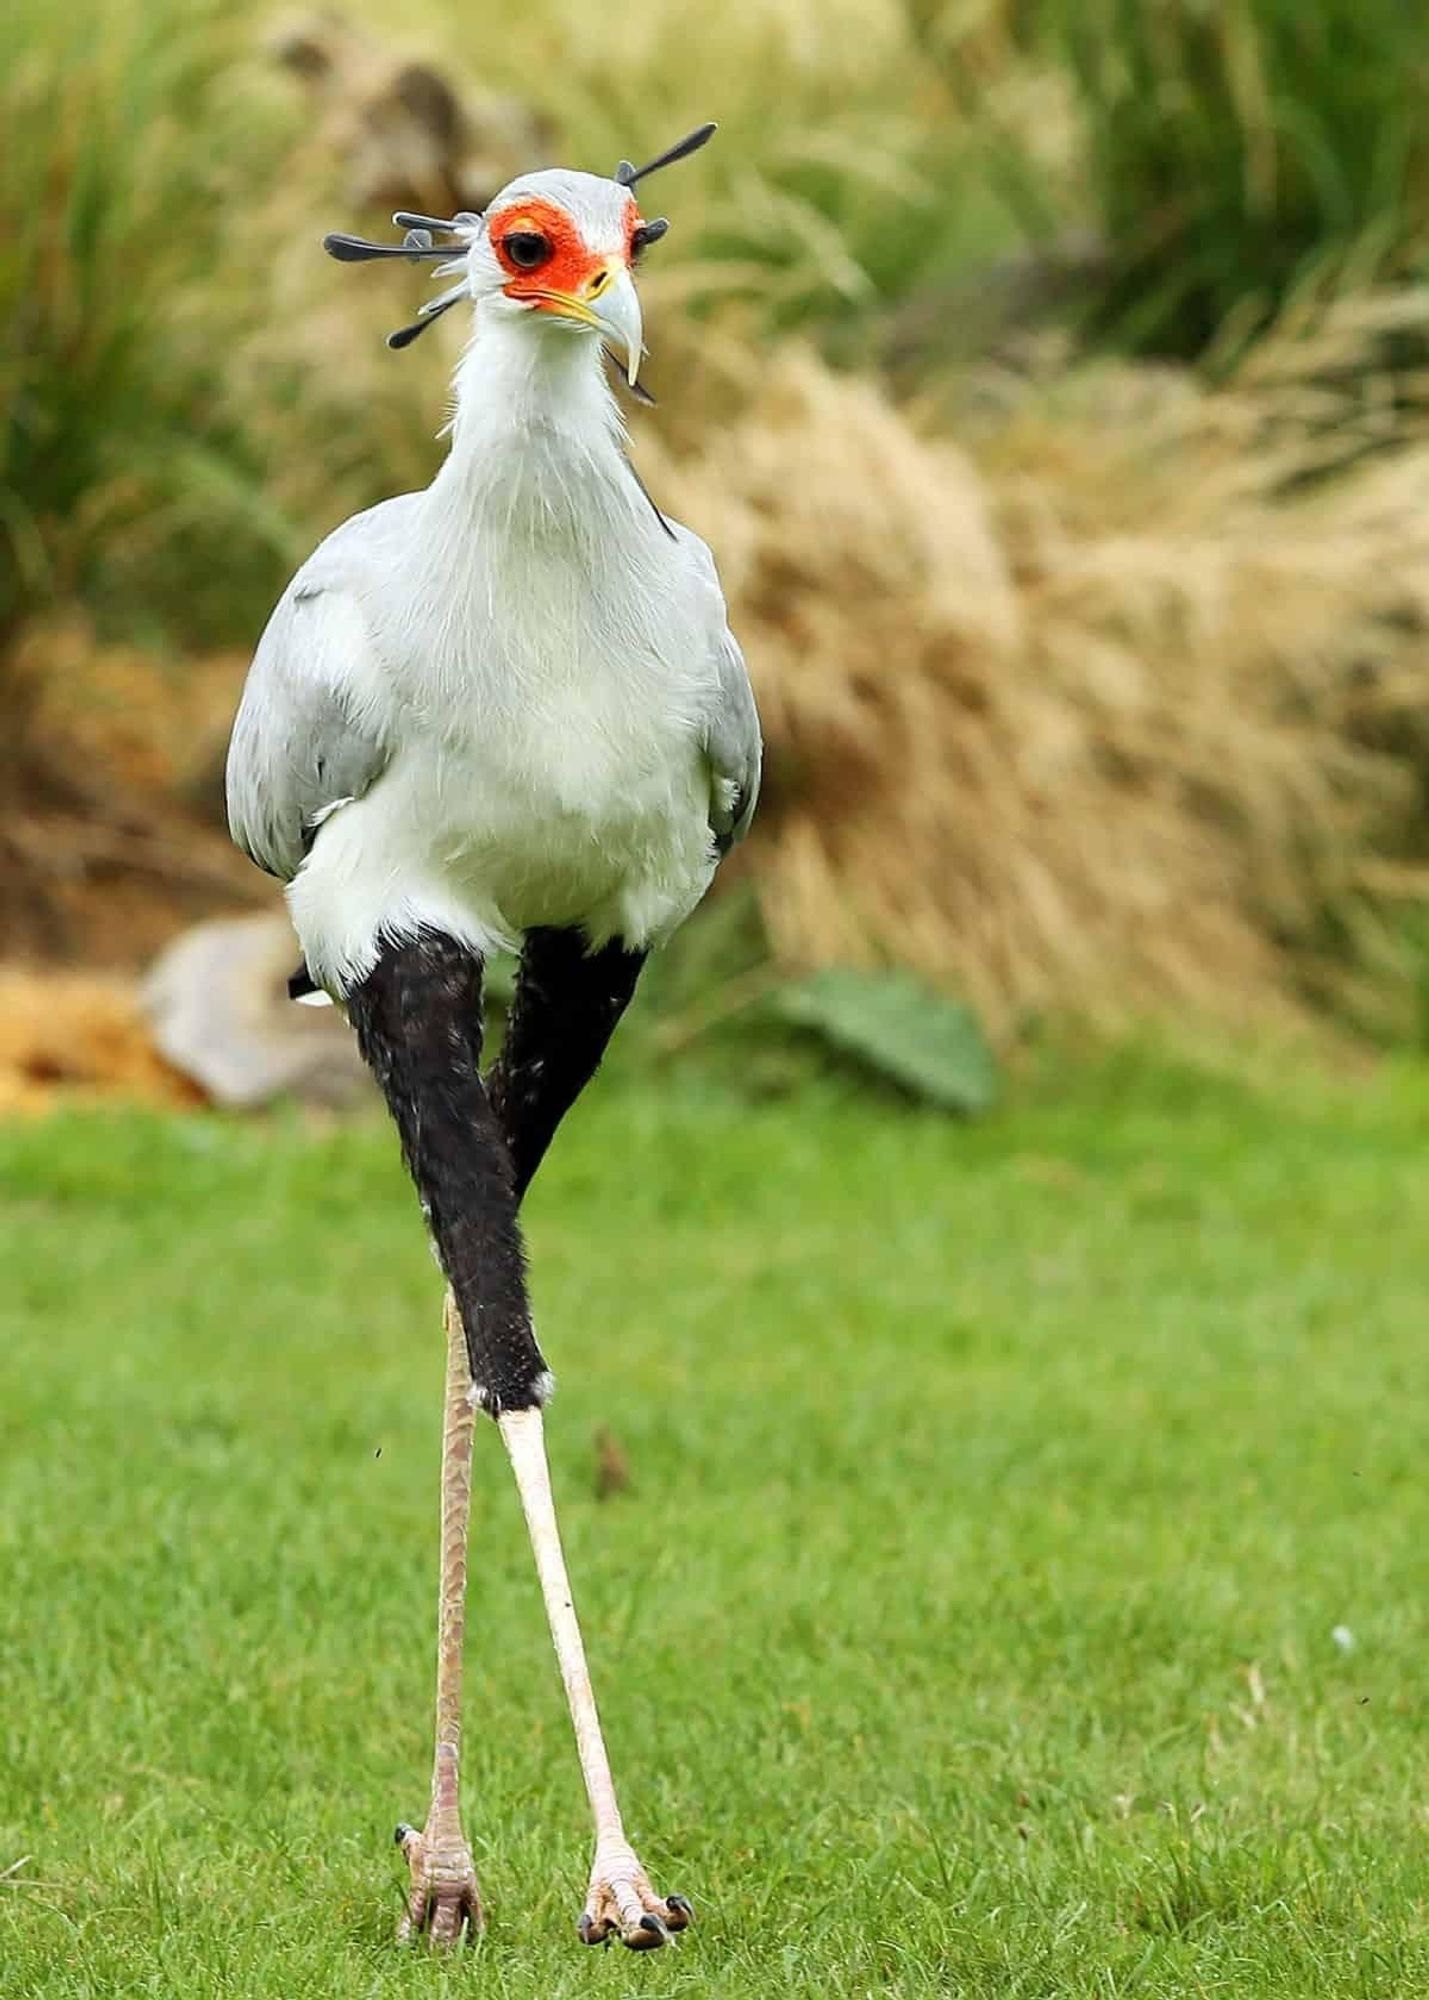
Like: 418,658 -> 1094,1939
578,1836 -> 693,1950
395,1820 -> 483,1945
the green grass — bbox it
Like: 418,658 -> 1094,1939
3,1051 -> 1429,1996
0,0 -> 306,650
1026,0 -> 1429,359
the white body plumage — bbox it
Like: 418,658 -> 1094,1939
285,326 -> 727,989
227,169 -> 759,996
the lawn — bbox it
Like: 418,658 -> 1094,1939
2,1050 -> 1428,1997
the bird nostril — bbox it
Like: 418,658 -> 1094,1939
585,269 -> 611,301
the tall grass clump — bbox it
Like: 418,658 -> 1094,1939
654,317 -> 1429,1040
1021,0 -> 1429,357
0,0 -> 303,669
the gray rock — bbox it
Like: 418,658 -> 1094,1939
143,913 -> 372,1109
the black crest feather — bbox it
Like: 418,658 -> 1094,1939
614,122 -> 717,188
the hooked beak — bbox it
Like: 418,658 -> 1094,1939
530,261 -> 644,385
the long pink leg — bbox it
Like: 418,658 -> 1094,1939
396,1291 -> 482,1944
498,1407 -> 693,1950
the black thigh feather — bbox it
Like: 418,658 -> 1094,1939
346,932 -> 548,1415
487,927 -> 646,1204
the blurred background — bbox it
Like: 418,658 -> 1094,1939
5,0 -> 1429,1107
8,13 -> 1429,1987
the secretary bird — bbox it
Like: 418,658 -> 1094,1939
225,123 -> 759,1950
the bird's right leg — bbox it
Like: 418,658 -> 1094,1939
346,932 -> 552,1943
392,1289 -> 482,1943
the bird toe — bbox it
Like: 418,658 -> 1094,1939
581,1844 -> 691,1953
393,1820 -> 482,1947
622,1911 -> 670,1950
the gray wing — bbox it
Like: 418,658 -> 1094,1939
705,625 -> 762,854
676,524 -> 762,852
226,521 -> 398,882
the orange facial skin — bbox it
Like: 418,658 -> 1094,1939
489,195 -> 642,308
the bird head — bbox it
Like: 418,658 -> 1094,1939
322,123 -> 715,397
464,170 -> 651,386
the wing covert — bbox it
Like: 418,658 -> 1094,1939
704,625 -> 762,852
673,523 -> 762,853
226,576 -> 390,882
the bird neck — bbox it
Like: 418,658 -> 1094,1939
432,308 -> 639,548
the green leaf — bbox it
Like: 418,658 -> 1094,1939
773,968 -> 998,1114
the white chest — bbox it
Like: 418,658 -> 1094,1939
356,506 -> 713,943
399,486 -> 710,815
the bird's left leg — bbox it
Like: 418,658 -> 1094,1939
498,1406 -> 693,1949
486,926 -> 645,1204
486,932 -> 690,1945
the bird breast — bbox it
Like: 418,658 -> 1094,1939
404,525 -> 708,788
369,530 -> 712,923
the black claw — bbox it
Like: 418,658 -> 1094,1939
394,1822 -> 415,1848
579,1911 -> 611,1948
630,1912 -> 671,1949
666,1893 -> 694,1922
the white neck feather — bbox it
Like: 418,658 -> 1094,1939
427,307 -> 646,555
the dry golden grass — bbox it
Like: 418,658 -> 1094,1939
1,618 -> 263,966
652,303 -> 1429,1038
0,970 -> 201,1115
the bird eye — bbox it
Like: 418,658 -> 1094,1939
503,230 -> 551,271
